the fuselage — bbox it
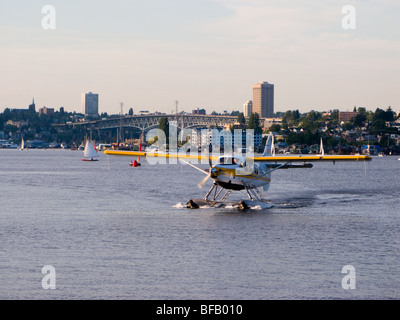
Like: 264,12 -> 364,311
210,156 -> 271,191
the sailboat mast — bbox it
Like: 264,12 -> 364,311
119,102 -> 123,144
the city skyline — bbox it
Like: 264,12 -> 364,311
0,1 -> 399,114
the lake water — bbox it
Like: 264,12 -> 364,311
0,149 -> 398,299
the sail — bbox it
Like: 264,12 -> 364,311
83,141 -> 98,159
20,138 -> 24,150
320,138 -> 324,155
263,133 -> 274,156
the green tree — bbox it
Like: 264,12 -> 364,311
158,117 -> 169,144
385,107 -> 394,122
237,112 -> 245,126
357,107 -> 366,115
247,113 -> 262,134
379,133 -> 389,146
331,109 -> 339,123
268,124 -> 281,133
371,119 -> 386,133
2,108 -> 12,121
351,113 -> 366,128
282,109 -> 301,129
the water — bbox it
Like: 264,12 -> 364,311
0,149 -> 398,299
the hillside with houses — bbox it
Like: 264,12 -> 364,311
1,103 -> 399,155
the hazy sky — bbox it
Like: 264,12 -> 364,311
1,0 -> 399,114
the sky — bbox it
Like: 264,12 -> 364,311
0,0 -> 399,115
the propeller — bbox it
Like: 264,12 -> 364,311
180,152 -> 214,189
197,154 -> 214,189
197,173 -> 210,189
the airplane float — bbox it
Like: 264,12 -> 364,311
105,134 -> 372,210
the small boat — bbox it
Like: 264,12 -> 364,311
130,159 -> 141,167
130,140 -> 142,167
82,140 -> 99,161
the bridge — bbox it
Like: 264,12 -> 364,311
52,113 -> 269,143
55,114 -> 257,132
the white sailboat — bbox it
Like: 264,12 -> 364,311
82,140 -> 99,161
19,138 -> 25,150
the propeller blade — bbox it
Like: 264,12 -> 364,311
181,159 -> 209,175
197,174 -> 210,189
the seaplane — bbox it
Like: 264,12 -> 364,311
104,134 -> 372,210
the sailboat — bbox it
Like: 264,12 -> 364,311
19,138 -> 25,150
82,140 -> 99,161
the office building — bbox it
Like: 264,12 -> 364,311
338,111 -> 359,123
243,100 -> 252,117
39,107 -> 55,116
192,108 -> 206,115
81,92 -> 99,117
252,81 -> 274,118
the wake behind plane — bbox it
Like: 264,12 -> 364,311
105,134 -> 371,210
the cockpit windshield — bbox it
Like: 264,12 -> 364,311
217,156 -> 244,166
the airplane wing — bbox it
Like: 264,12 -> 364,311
252,132 -> 372,162
104,150 -> 220,161
252,154 -> 372,162
104,150 -> 371,162
104,133 -> 371,162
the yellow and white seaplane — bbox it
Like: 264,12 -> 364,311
104,134 -> 371,210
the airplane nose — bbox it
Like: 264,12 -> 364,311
210,167 -> 218,177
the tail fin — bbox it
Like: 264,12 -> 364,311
263,133 -> 274,156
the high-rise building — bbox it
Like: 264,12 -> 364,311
81,92 -> 99,117
243,100 -> 252,117
252,81 -> 274,118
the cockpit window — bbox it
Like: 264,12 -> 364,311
218,157 -> 239,165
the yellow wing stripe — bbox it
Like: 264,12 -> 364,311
104,150 -> 371,162
104,150 -> 220,161
251,155 -> 372,162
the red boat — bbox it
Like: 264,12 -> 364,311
130,140 -> 142,167
130,159 -> 141,167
